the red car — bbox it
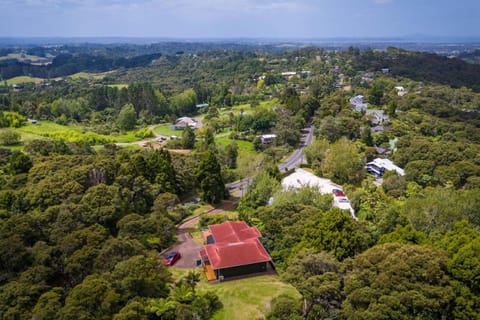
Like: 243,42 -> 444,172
164,251 -> 181,266
334,190 -> 346,197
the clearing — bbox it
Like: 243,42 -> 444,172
171,268 -> 300,320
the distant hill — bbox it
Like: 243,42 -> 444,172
350,48 -> 480,91
0,52 -> 162,79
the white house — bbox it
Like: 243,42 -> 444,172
281,71 -> 297,78
170,117 -> 197,130
366,158 -> 405,177
350,95 -> 368,112
394,86 -> 406,97
260,134 -> 277,144
281,169 -> 357,220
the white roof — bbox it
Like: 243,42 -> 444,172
333,196 -> 356,217
176,117 -> 196,124
367,158 -> 405,176
261,134 -> 277,139
281,168 -> 341,194
281,169 -> 357,220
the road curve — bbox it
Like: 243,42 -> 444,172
227,123 -> 314,191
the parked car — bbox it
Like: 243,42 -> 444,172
164,251 -> 181,266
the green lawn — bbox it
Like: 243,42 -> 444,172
151,123 -> 181,137
220,98 -> 279,117
202,275 -> 300,320
216,137 -> 255,155
169,269 -> 300,320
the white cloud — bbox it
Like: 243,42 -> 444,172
0,0 -> 309,12
150,0 -> 310,13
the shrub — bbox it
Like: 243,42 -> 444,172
0,129 -> 21,146
134,128 -> 154,139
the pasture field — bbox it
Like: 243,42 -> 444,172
0,53 -> 51,65
69,72 -> 109,80
5,76 -> 44,85
16,121 -> 141,144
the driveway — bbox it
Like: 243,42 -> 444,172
170,200 -> 239,269
169,217 -> 202,268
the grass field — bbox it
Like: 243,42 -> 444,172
151,123 -> 181,137
0,53 -> 51,65
5,76 -> 44,85
107,84 -> 129,89
169,268 -> 300,320
16,121 -> 142,145
216,137 -> 254,155
4,71 -> 112,86
69,72 -> 109,80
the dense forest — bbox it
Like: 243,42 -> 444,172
1,43 -> 480,319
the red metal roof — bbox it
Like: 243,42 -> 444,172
202,221 -> 271,270
208,221 -> 262,243
204,239 -> 271,269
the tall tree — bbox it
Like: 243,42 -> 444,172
321,137 -> 365,184
224,141 -> 238,169
283,249 -> 343,320
116,103 -> 137,131
196,147 -> 228,204
170,89 -> 197,116
181,125 -> 196,149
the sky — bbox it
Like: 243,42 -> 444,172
1,0 -> 479,39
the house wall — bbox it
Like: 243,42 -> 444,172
216,262 -> 267,279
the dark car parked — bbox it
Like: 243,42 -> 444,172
164,251 -> 181,266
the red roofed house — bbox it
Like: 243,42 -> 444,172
200,221 -> 273,281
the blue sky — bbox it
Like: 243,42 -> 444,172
1,0 -> 479,38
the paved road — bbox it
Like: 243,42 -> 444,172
226,123 -> 314,191
279,124 -> 314,171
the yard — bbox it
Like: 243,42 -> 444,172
170,268 -> 300,320
151,123 -> 180,137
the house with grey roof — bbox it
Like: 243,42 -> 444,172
366,109 -> 389,125
350,95 -> 368,112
